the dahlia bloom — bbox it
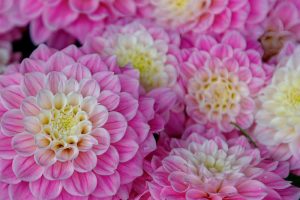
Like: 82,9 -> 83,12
180,31 -> 266,132
258,0 -> 300,62
19,0 -> 139,45
84,20 -> 180,92
141,125 -> 300,200
0,44 -> 159,199
137,0 -> 270,34
254,47 -> 300,163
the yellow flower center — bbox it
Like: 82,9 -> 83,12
173,0 -> 188,9
286,88 -> 300,107
51,105 -> 78,134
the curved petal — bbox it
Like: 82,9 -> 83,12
63,171 -> 97,196
93,72 -> 121,93
92,172 -> 120,198
89,104 -> 108,127
74,151 -> 97,173
0,132 -> 15,159
94,146 -> 119,176
44,161 -> 74,180
21,97 -> 40,116
113,137 -> 138,163
0,85 -> 25,109
69,0 -> 99,13
117,154 -> 143,184
103,112 -> 127,143
12,133 -> 36,156
37,89 -> 53,110
8,182 -> 35,200
115,92 -> 138,121
12,155 -> 44,182
22,72 -> 46,96
24,116 -> 42,134
29,176 -> 62,200
1,109 -> 24,136
79,79 -> 100,98
62,63 -> 92,81
91,128 -> 110,155
46,72 -> 67,94
46,52 -> 74,72
34,149 -> 56,167
0,158 -> 20,184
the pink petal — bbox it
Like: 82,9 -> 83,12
147,88 -> 176,114
0,181 -> 9,200
222,30 -> 246,49
42,0 -> 78,30
46,72 -> 67,94
0,132 -> 15,159
161,186 -> 185,200
114,136 -> 138,163
92,172 -> 120,198
247,0 -> 269,24
30,18 -> 52,44
240,97 -> 255,113
138,97 -> 155,120
210,0 -> 228,14
0,73 -> 23,88
34,149 -> 56,167
248,77 -> 264,94
30,177 -> 62,199
94,146 -> 119,176
79,79 -> 100,98
117,155 -> 143,184
12,133 -> 36,156
211,8 -> 232,33
8,182 -> 35,200
186,189 -> 208,200
63,171 -> 97,196
89,104 -> 109,127
69,0 -> 99,13
77,135 -> 97,152
56,189 -> 88,200
44,161 -> 74,180
13,155 -> 44,181
93,72 -> 121,93
30,44 -> 57,61
62,63 -> 92,81
257,172 -> 290,190
22,72 -> 46,96
74,151 -> 97,173
0,85 -> 25,109
97,90 -> 120,111
91,128 -> 110,155
238,67 -> 252,83
1,109 -> 24,136
20,0 -> 43,19
0,158 -> 19,184
237,180 -> 267,199
61,45 -> 83,60
162,156 -> 188,173
113,0 -> 136,15
118,74 -> 139,99
194,35 -> 217,51
194,13 -> 214,33
78,54 -> 108,74
210,44 -> 233,60
0,0 -> 13,13
103,112 -> 127,143
169,171 -> 189,192
24,116 -> 42,134
129,113 -> 150,142
46,52 -> 74,72
115,92 -> 138,121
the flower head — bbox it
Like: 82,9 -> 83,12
0,44 -> 158,199
141,125 -> 300,200
138,0 -> 270,34
255,47 -> 300,161
84,20 -> 180,92
181,31 -> 266,132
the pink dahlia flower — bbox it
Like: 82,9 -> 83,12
254,47 -> 300,170
19,0 -> 140,46
258,0 -> 300,62
137,0 -> 270,34
84,19 -> 180,93
139,125 -> 300,200
180,31 -> 266,132
0,44 -> 159,199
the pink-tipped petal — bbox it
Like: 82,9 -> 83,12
30,177 -> 62,200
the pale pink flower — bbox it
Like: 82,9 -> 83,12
137,0 -> 271,34
139,125 -> 300,200
0,44 -> 160,199
180,31 -> 266,132
84,19 -> 180,92
258,0 -> 300,63
19,0 -> 140,46
254,47 -> 300,171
